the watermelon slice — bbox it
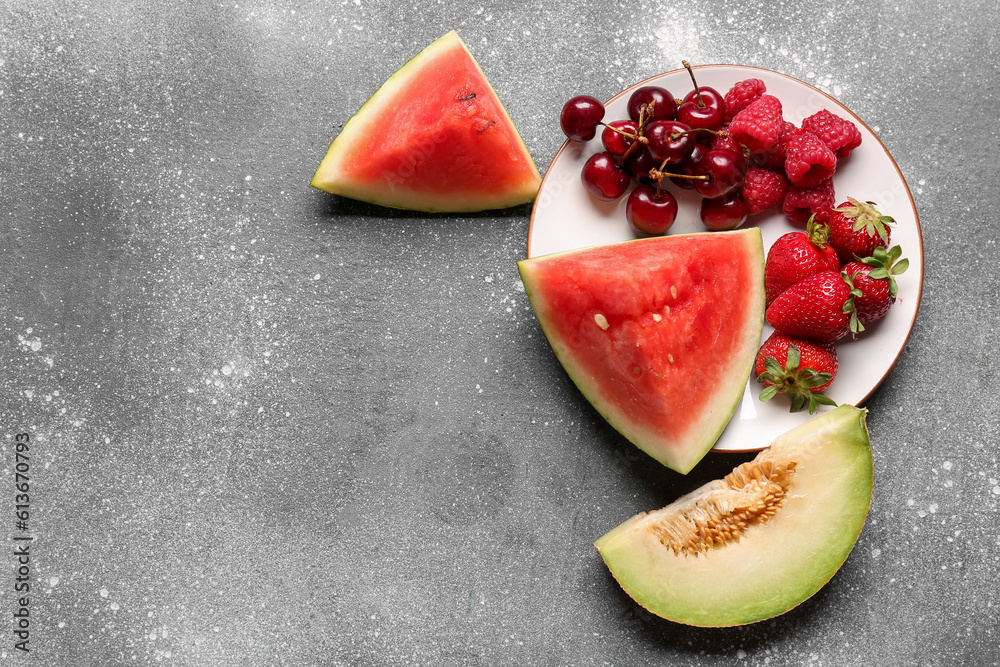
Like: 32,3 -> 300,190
518,229 -> 765,474
311,31 -> 542,212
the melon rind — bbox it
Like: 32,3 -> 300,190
311,31 -> 541,212
595,405 -> 874,627
518,229 -> 766,474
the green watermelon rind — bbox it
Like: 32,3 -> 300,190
311,30 -> 541,212
519,229 -> 766,474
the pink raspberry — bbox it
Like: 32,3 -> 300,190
741,167 -> 789,215
784,129 -> 838,187
728,94 -> 784,153
801,109 -> 863,159
756,120 -> 797,170
782,177 -> 835,225
724,78 -> 767,121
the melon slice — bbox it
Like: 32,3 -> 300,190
595,405 -> 873,627
311,31 -> 542,212
517,229 -> 765,474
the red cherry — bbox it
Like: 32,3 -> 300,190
623,147 -> 658,185
581,151 -> 629,201
561,95 -> 605,141
626,185 -> 678,236
601,120 -> 639,158
693,148 -> 748,199
676,60 -> 726,132
669,142 -> 706,189
700,194 -> 749,231
644,120 -> 695,165
627,86 -> 678,124
677,87 -> 727,131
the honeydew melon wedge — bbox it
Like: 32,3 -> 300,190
311,30 -> 541,212
595,404 -> 874,627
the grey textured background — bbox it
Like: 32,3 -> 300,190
2,0 -> 998,665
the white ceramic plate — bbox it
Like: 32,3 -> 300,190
528,65 -> 924,452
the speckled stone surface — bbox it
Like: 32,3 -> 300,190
1,1 -> 998,665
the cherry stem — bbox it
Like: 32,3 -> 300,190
650,164 -> 708,181
682,60 -> 705,108
601,122 -> 648,144
668,128 -> 726,141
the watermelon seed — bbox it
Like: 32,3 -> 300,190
594,313 -> 610,330
652,313 -> 662,322
670,286 -> 678,299
664,305 -> 671,317
668,354 -> 675,363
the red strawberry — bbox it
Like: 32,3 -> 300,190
764,216 -> 841,307
724,78 -> 767,121
784,128 -> 838,187
782,177 -> 835,225
755,331 -> 839,414
801,109 -> 862,159
765,270 -> 856,342
741,167 -> 789,215
842,245 -> 909,325
828,197 -> 894,263
728,94 -> 784,152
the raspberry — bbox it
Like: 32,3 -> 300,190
724,78 -> 767,121
782,177 -> 835,225
728,94 -> 784,153
756,120 -> 797,170
741,167 -> 789,215
801,109 -> 863,159
784,129 -> 838,187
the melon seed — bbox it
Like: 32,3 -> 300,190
652,313 -> 662,322
670,285 -> 678,299
649,456 -> 797,557
594,313 -> 609,330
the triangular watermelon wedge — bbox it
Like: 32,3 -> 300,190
518,229 -> 765,474
311,31 -> 542,212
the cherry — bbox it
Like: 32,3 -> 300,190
644,120 -> 696,165
581,151 -> 630,201
626,86 -> 678,124
626,185 -> 678,236
692,147 -> 748,199
561,95 -> 605,141
601,119 -> 640,158
676,61 -> 726,132
623,147 -> 658,185
700,194 -> 749,231
669,141 -> 706,189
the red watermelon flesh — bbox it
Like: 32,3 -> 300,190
311,31 -> 541,212
518,229 -> 765,474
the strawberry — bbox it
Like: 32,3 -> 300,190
755,331 -> 839,414
842,245 -> 909,325
765,270 -> 857,342
828,197 -> 894,263
764,216 -> 841,307
724,78 -> 767,121
782,177 -> 835,225
741,167 -> 788,215
728,94 -> 784,153
801,109 -> 862,159
784,128 -> 838,187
